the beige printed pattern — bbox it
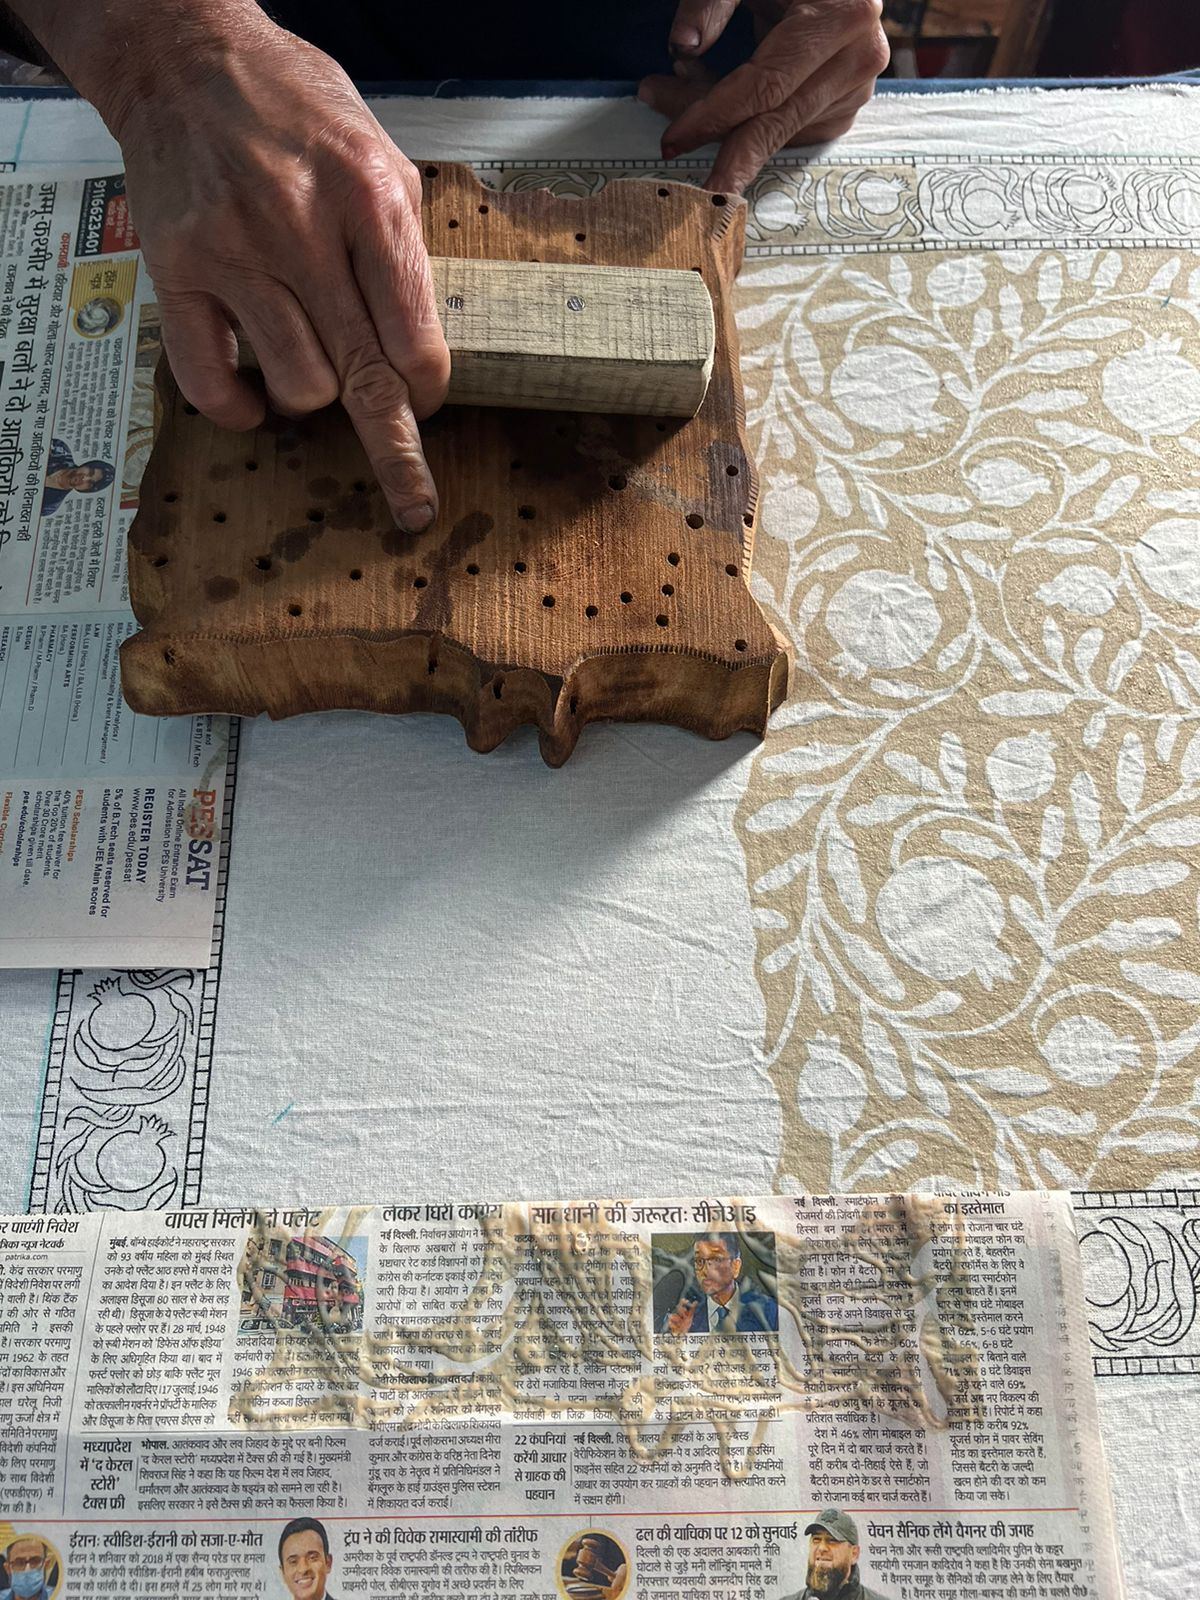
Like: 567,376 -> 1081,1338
734,247 -> 1200,1194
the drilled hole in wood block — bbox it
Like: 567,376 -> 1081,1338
254,556 -> 271,571
743,512 -> 754,527
575,232 -> 586,242
212,511 -> 226,523
307,508 -> 324,523
542,594 -> 555,608
685,513 -> 704,529
726,464 -> 739,476
608,474 -> 626,491
735,638 -> 747,651
413,576 -> 427,589
711,193 -> 727,206
518,504 -> 536,520
448,218 -> 459,229
585,605 -> 598,618
183,403 -> 198,416
288,603 -> 302,617
661,583 -> 674,596
478,203 -> 489,214
656,615 -> 669,627
163,492 -> 178,503
726,563 -> 738,576
352,479 -> 368,493
153,555 -> 168,568
620,591 -> 632,604
466,563 -> 480,575
349,569 -> 362,581
245,460 -> 258,472
667,552 -> 680,566
514,561 -> 527,574
425,164 -> 439,177
657,187 -> 670,198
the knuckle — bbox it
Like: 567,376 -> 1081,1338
395,154 -> 425,209
862,23 -> 891,76
750,64 -> 794,111
340,349 -> 405,419
846,0 -> 884,26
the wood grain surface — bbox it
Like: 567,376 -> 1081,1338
122,164 -> 789,766
433,257 -> 715,417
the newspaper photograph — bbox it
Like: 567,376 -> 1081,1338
0,1191 -> 1124,1597
0,171 -> 230,968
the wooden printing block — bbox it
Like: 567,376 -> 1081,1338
121,164 -> 789,766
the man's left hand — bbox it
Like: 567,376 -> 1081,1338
639,0 -> 890,194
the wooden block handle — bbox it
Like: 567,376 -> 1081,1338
432,257 -> 715,419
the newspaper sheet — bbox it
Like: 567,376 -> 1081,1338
0,1191 -> 1124,1599
0,171 -> 228,968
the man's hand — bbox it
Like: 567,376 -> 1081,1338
667,1296 -> 698,1336
639,0 -> 890,194
13,0 -> 449,532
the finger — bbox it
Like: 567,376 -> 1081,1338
232,288 -> 340,418
706,32 -> 887,192
664,0 -> 878,155
352,203 -> 450,422
158,289 -> 265,432
638,72 -> 707,123
785,79 -> 877,146
669,0 -> 741,57
313,279 -> 438,532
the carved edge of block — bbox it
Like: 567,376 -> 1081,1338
121,624 -> 789,767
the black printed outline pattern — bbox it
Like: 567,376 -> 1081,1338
481,152 -> 1200,256
1073,1191 -> 1200,1378
27,719 -> 239,1214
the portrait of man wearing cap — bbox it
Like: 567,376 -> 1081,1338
780,1510 -> 893,1600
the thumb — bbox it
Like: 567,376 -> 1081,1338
669,0 -> 741,58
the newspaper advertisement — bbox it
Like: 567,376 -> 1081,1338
0,170 -> 229,968
0,1191 -> 1125,1598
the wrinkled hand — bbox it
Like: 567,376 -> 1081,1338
639,0 -> 889,194
118,17 -> 449,531
667,1296 -> 697,1335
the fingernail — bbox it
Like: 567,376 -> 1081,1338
399,500 -> 435,533
671,25 -> 701,52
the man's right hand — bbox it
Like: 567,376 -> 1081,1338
34,1 -> 451,533
667,1296 -> 697,1336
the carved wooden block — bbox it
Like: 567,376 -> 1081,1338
122,164 -> 789,766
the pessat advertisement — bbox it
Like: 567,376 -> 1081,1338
0,171 -> 229,967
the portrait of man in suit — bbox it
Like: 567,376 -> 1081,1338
657,1230 -> 779,1335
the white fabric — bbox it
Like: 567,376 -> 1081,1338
2,84 -> 1199,169
2,86 -> 1200,1599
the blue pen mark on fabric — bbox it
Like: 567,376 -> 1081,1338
12,102 -> 32,169
272,1102 -> 295,1125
